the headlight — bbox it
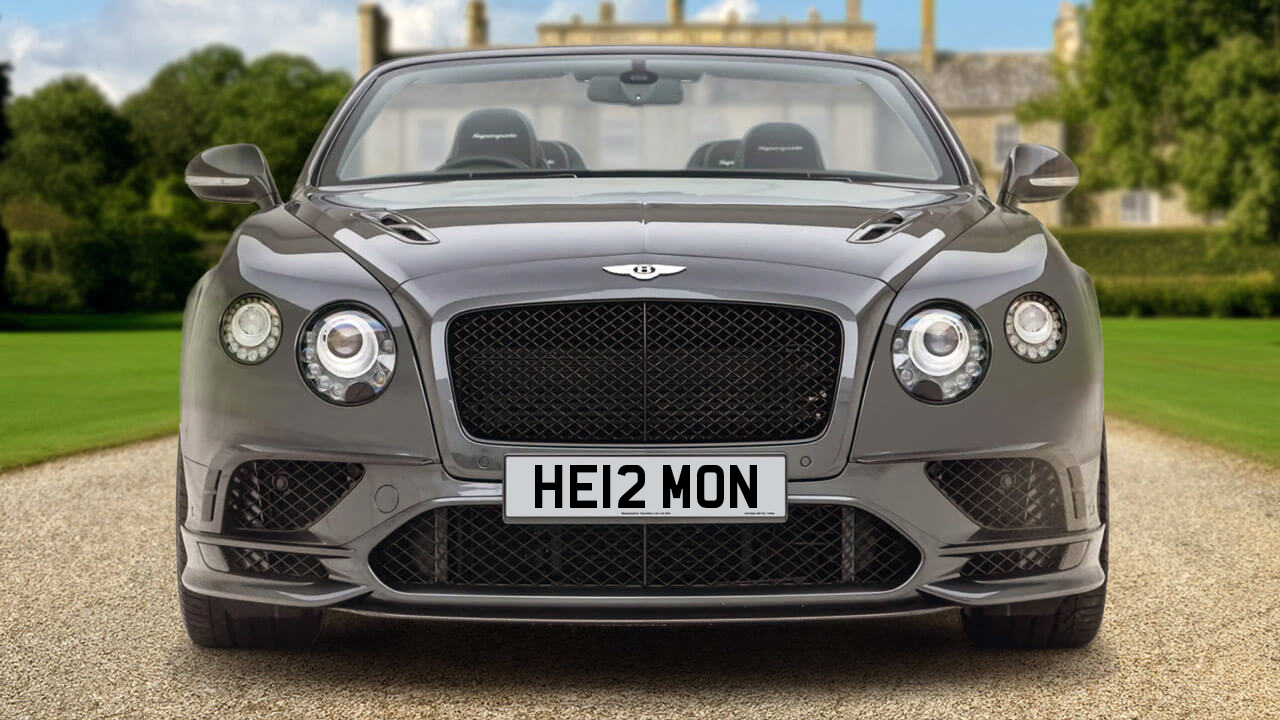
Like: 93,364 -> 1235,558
220,295 -> 281,364
299,306 -> 396,405
1005,293 -> 1064,362
892,305 -> 988,403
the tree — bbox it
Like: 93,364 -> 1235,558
0,62 -> 12,309
122,45 -> 247,180
213,54 -> 352,193
0,77 -> 135,219
1023,0 -> 1280,242
123,48 -> 350,230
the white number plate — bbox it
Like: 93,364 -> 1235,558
503,456 -> 787,523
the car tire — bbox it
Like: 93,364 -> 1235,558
176,451 -> 323,649
960,438 -> 1108,650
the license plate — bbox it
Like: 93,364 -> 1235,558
503,456 -> 787,523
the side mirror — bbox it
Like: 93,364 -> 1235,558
996,143 -> 1079,210
184,144 -> 281,210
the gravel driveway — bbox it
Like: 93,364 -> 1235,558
2,418 -> 1278,719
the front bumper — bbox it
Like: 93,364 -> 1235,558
179,450 -> 1106,623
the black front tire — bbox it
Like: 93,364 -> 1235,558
960,440 -> 1108,650
176,451 -> 323,649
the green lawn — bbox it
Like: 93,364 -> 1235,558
0,314 -> 182,471
1102,318 -> 1280,465
0,315 -> 1276,471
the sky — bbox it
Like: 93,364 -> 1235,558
0,0 -> 1066,102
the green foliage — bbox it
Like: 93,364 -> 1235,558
5,216 -> 203,313
1025,0 -> 1280,243
0,77 -> 135,219
0,45 -> 351,312
1094,273 -> 1280,317
1055,227 -> 1280,316
1054,227 -> 1280,276
59,216 -> 203,312
4,232 -> 79,311
123,47 -> 351,227
121,45 -> 247,180
0,62 -> 11,310
212,54 -> 352,192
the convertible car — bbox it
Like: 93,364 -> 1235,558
178,46 -> 1106,650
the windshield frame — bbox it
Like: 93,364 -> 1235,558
304,47 -> 976,193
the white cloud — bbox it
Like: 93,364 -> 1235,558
0,0 -> 469,102
692,0 -> 759,22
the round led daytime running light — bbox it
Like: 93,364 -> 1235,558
220,295 -> 282,365
1006,293 -> 1065,363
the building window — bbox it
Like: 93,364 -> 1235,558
1120,190 -> 1159,225
994,122 -> 1020,166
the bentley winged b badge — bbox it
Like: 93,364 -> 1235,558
603,264 -> 687,281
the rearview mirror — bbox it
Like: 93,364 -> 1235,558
996,143 -> 1078,210
587,76 -> 684,105
184,144 -> 281,210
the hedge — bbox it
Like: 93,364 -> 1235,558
1054,227 -> 1280,317
3,216 -> 204,313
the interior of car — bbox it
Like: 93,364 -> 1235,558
441,108 -> 828,174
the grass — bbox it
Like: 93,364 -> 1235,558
0,313 -> 182,471
1102,318 -> 1280,466
0,314 -> 1276,471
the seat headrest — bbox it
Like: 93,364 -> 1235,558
540,141 -> 569,169
448,108 -> 543,168
539,140 -> 587,170
705,140 -> 741,169
687,140 -> 741,169
738,123 -> 824,171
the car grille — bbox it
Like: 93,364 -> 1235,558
961,545 -> 1066,580
925,458 -> 1065,531
222,547 -> 328,581
369,504 -> 920,590
446,301 -> 842,444
224,460 -> 364,532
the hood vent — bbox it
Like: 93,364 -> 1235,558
360,210 -> 440,244
847,210 -> 922,244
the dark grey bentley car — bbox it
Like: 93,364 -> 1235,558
177,46 -> 1106,650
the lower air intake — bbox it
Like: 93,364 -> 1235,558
223,547 -> 328,581
925,458 -> 1065,531
369,504 -> 920,590
961,545 -> 1066,580
224,460 -> 364,532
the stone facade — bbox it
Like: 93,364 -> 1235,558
354,0 -> 1212,229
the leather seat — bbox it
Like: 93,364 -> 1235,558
444,108 -> 545,169
687,140 -> 741,169
737,123 -> 824,170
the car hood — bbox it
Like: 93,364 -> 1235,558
292,177 -> 991,292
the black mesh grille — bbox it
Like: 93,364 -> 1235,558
961,545 -> 1066,579
223,547 -> 328,581
925,458 -> 1065,531
369,505 -> 919,590
447,301 -> 841,444
224,460 -> 364,532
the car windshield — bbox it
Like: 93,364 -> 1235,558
320,54 -> 961,186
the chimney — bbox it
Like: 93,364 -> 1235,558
466,0 -> 489,47
921,0 -> 936,73
846,0 -> 861,23
668,0 -> 684,25
599,1 -> 615,24
1054,1 -> 1082,63
356,3 -> 389,76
